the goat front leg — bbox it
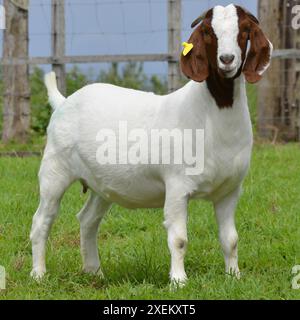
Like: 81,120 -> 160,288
214,186 -> 241,278
164,186 -> 188,287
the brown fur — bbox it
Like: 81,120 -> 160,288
236,6 -> 272,84
181,6 -> 272,108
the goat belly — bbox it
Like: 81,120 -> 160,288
76,164 -> 167,209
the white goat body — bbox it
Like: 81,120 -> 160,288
30,4 -> 272,285
31,72 -> 252,282
45,73 -> 252,206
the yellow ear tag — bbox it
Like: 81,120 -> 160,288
182,42 -> 194,56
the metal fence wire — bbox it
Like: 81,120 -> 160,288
0,0 -> 300,142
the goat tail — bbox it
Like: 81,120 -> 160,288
44,71 -> 66,110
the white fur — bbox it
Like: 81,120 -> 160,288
30,76 -> 252,284
44,71 -> 66,110
258,40 -> 274,75
30,6 -> 256,285
212,4 -> 242,77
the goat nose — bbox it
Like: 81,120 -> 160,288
219,54 -> 235,65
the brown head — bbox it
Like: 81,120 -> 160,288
181,4 -> 273,107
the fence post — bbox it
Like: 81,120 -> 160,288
282,0 -> 300,140
168,0 -> 182,93
2,0 -> 30,143
258,0 -> 300,141
52,0 -> 66,95
257,0 -> 281,139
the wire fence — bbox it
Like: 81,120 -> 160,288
0,0 -> 257,78
0,0 -> 299,141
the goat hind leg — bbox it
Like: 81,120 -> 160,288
77,193 -> 111,275
30,160 -> 73,280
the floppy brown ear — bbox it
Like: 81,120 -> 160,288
180,26 -> 209,83
243,23 -> 273,84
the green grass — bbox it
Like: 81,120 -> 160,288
0,144 -> 300,300
0,135 -> 46,153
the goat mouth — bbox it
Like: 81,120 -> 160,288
218,68 -> 236,78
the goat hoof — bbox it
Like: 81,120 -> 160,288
225,268 -> 241,279
170,276 -> 187,290
83,266 -> 104,278
96,268 -> 105,279
30,269 -> 46,281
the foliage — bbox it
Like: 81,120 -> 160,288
0,144 -> 299,299
0,69 -> 4,135
66,65 -> 89,97
30,67 -> 50,135
149,75 -> 168,95
247,83 -> 258,132
98,62 -> 147,90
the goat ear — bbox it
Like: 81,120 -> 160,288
180,26 -> 209,83
243,23 -> 273,84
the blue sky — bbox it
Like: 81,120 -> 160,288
1,0 -> 257,77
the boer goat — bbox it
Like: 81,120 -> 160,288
30,4 -> 272,285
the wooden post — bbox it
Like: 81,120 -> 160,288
52,0 -> 66,95
168,0 -> 181,93
257,0 -> 281,139
2,0 -> 30,143
282,0 -> 300,140
258,0 -> 300,141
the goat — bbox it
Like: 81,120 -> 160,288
30,4 -> 272,286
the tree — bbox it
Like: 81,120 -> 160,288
98,62 -> 147,90
98,62 -> 168,94
30,67 -> 49,135
2,0 -> 30,143
0,68 -> 4,135
150,75 -> 168,95
66,65 -> 89,97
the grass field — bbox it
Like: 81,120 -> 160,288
0,143 -> 300,300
